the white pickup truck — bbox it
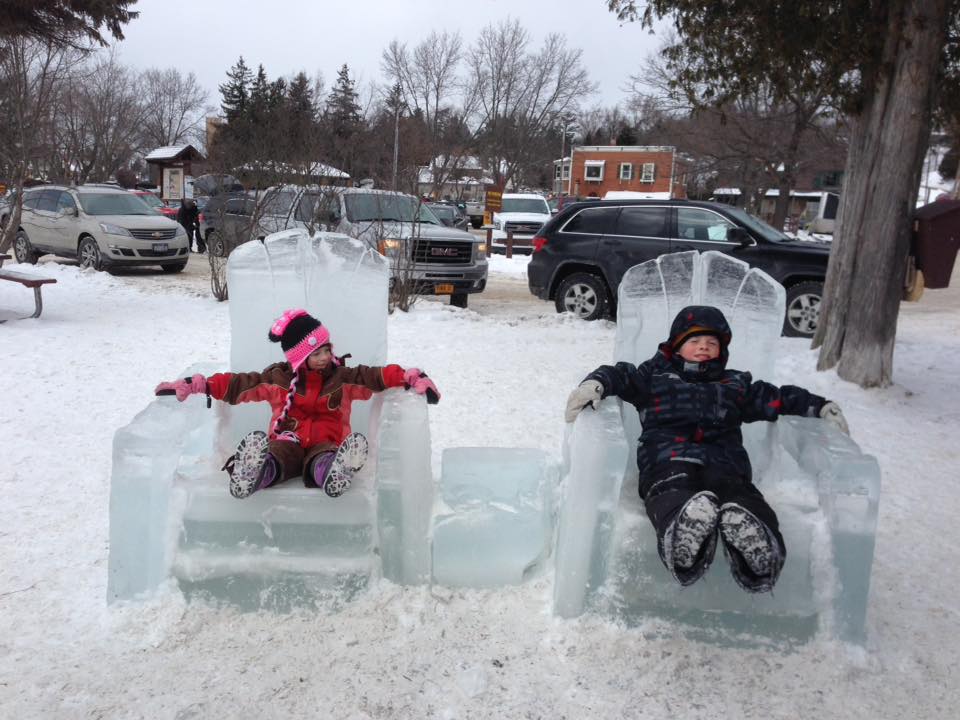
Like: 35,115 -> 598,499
489,193 -> 551,254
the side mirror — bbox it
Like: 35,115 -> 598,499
728,227 -> 752,246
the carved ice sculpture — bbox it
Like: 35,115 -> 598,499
553,251 -> 880,644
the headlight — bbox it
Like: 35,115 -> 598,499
476,243 -> 487,257
494,219 -> 503,231
99,222 -> 132,237
377,238 -> 403,255
174,224 -> 187,237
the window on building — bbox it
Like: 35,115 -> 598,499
640,163 -> 655,183
584,160 -> 605,181
555,165 -> 562,180
562,164 -> 570,180
619,163 -> 633,181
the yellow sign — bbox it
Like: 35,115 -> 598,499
484,184 -> 504,213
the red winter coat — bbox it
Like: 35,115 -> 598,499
206,361 -> 406,450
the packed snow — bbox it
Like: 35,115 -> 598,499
1,253 -> 958,718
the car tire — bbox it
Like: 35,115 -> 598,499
783,281 -> 823,337
162,262 -> 187,273
14,229 -> 40,264
209,230 -> 227,257
78,236 -> 103,271
555,272 -> 608,321
450,293 -> 468,308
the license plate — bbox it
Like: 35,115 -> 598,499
152,243 -> 168,252
434,283 -> 455,295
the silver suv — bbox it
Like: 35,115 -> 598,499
11,184 -> 189,272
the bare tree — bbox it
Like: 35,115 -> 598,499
0,37 -> 80,253
466,19 -> 596,188
51,50 -> 145,183
139,68 -> 209,149
382,30 -> 467,192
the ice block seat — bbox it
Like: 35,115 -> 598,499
553,251 -> 880,644
432,448 -> 559,588
108,231 -> 433,608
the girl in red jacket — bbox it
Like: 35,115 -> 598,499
155,309 -> 439,499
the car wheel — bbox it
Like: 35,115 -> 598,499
555,272 -> 608,321
78,236 -> 103,270
14,229 -> 40,264
209,230 -> 227,257
783,281 -> 823,337
162,262 -> 187,273
450,293 -> 468,308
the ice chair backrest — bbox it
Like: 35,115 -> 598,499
227,229 -> 389,373
613,250 -> 785,381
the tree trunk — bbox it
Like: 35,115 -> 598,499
812,0 -> 949,388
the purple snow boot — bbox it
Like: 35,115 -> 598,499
312,432 -> 368,498
224,431 -> 279,499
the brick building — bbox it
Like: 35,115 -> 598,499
554,145 -> 686,199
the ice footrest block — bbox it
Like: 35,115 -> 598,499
432,448 -> 559,588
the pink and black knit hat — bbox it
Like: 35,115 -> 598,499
268,309 -> 333,371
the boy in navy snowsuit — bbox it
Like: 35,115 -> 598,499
565,306 -> 849,593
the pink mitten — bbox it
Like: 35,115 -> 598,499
155,373 -> 207,402
403,368 -> 423,386
412,375 -> 440,404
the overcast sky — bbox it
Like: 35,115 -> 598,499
113,0 -> 665,114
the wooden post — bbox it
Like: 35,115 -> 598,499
485,226 -> 493,255
506,231 -> 513,259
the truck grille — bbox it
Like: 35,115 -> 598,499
504,221 -> 542,235
129,228 -> 177,241
412,239 -> 472,265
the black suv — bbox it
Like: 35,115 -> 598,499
527,199 -> 830,337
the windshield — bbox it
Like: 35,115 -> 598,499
344,194 -> 440,224
78,193 -> 154,216
501,197 -> 549,214
137,193 -> 163,209
430,205 -> 455,221
722,206 -> 791,242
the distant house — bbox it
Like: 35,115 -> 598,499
416,156 -> 493,202
712,188 -> 840,233
554,145 -> 687,199
234,160 -> 350,189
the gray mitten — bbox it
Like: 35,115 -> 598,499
565,380 -> 604,423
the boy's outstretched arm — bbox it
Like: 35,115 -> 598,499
565,361 -> 653,423
742,380 -> 850,433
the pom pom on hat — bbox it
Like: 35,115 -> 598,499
267,309 -> 332,370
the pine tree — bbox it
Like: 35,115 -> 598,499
219,56 -> 251,123
248,64 -> 270,125
325,64 -> 362,138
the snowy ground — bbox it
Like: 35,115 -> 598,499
1,253 -> 959,719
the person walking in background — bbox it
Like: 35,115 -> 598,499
177,198 -> 205,253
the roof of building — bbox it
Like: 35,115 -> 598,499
145,144 -> 204,162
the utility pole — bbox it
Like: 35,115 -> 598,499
390,83 -> 403,191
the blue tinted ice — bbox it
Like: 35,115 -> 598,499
555,250 -> 880,643
432,448 -> 558,588
108,230 -> 435,608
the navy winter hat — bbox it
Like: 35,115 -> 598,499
668,306 -> 732,350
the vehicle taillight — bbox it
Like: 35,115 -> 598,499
532,235 -> 548,252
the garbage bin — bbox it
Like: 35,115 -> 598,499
913,199 -> 960,289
